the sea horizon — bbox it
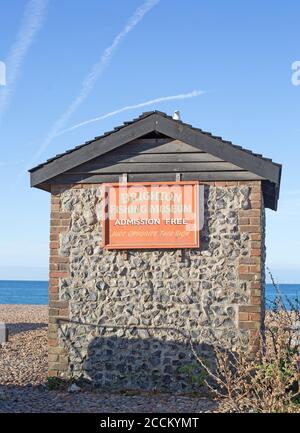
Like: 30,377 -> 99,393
0,279 -> 299,309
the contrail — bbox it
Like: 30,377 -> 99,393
0,0 -> 48,122
28,0 -> 160,167
58,90 -> 206,136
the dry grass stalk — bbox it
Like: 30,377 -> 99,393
191,272 -> 300,413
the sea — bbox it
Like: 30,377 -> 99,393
0,280 -> 299,309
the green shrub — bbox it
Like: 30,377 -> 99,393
177,362 -> 207,386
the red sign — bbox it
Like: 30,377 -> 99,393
102,181 -> 200,249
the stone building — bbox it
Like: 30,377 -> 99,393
29,111 -> 281,391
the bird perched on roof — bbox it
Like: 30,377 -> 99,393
172,110 -> 181,120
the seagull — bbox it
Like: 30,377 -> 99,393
172,110 -> 181,120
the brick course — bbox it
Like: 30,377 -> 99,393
48,186 -> 71,376
237,182 -> 265,350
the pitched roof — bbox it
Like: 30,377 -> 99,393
29,111 -> 282,210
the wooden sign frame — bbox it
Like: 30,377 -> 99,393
102,181 -> 200,250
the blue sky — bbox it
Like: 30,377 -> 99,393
0,0 -> 299,282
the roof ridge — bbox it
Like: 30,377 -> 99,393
29,111 -> 279,172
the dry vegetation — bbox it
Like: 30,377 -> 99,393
193,275 -> 300,413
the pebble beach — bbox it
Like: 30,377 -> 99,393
0,305 -> 215,413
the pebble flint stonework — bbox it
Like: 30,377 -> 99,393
29,111 -> 281,391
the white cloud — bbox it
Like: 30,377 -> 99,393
0,0 -> 48,121
58,90 -> 206,135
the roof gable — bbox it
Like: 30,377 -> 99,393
29,111 -> 282,210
